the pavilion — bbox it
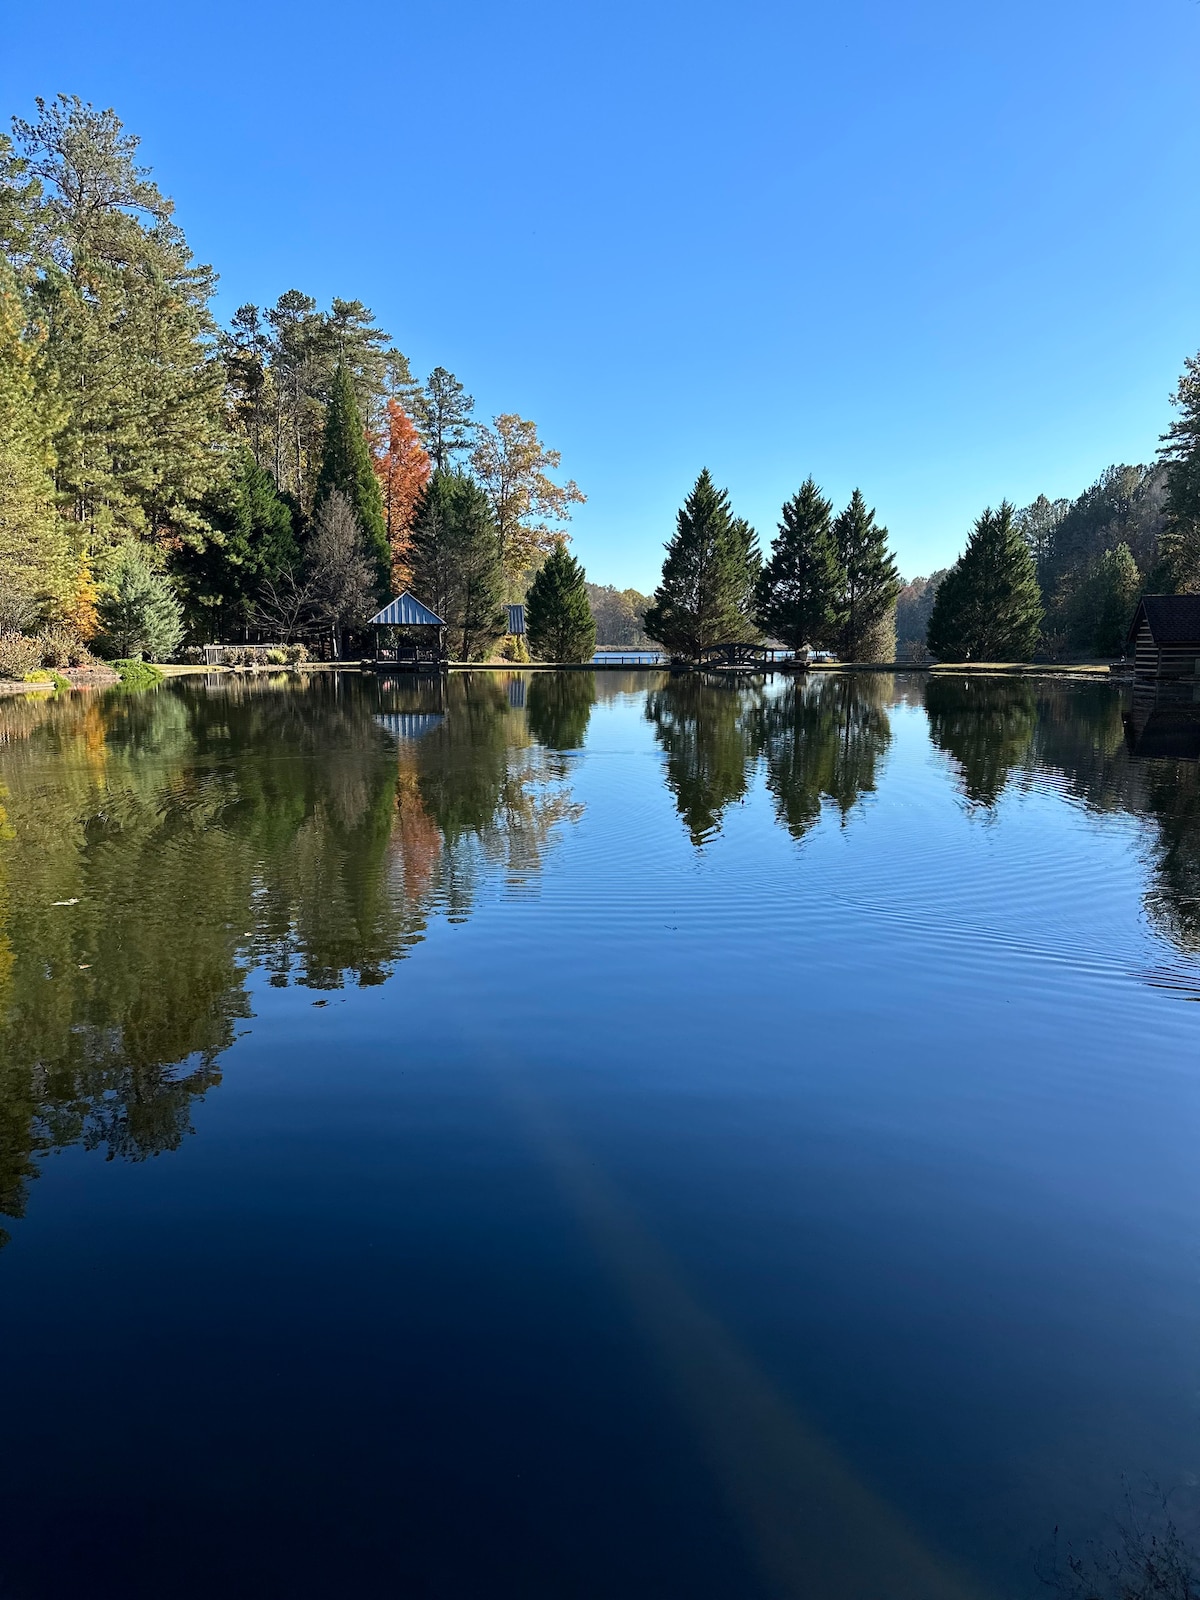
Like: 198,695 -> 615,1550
366,593 -> 448,671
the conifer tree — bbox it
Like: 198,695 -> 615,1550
643,470 -> 761,660
1090,544 -> 1141,656
410,471 -> 506,659
1158,349 -> 1200,591
525,542 -> 596,662
0,255 -> 72,618
175,447 -> 298,640
96,542 -> 184,660
926,502 -> 1043,662
314,363 -> 388,587
415,368 -> 476,471
831,489 -> 901,661
754,478 -> 846,649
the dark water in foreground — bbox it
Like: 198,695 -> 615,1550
2,669 -> 1200,1599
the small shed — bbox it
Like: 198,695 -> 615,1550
1126,596 -> 1200,680
367,592 -> 448,671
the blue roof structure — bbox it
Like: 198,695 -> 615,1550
367,591 -> 446,627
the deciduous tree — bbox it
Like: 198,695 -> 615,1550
373,398 -> 430,593
471,413 -> 585,586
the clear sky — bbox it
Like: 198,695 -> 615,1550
4,0 -> 1199,590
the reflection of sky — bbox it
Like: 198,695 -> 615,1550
4,680 -> 1200,1598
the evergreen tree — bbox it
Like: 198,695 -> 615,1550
415,367 -> 476,471
1158,350 -> 1200,591
14,96 -> 225,555
1090,544 -> 1142,656
96,542 -> 184,660
525,542 -> 596,662
174,447 -> 298,641
643,470 -> 761,660
926,502 -> 1043,662
0,255 -> 72,619
410,471 -> 506,660
831,489 -> 901,661
314,363 -> 388,587
754,478 -> 846,649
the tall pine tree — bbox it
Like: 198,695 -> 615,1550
314,363 -> 388,588
1158,349 -> 1200,591
832,489 -> 900,662
643,470 -> 761,660
525,542 -> 596,662
754,478 -> 846,649
926,502 -> 1043,662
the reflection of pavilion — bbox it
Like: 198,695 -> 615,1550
1123,685 -> 1200,761
374,713 -> 445,741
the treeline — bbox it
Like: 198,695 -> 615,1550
644,470 -> 901,662
903,355 -> 1200,661
0,95 -> 588,664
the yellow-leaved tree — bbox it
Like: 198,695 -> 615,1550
470,414 -> 585,589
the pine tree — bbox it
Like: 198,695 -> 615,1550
0,255 -> 73,619
926,502 -> 1044,662
415,368 -> 476,471
1091,544 -> 1141,656
643,470 -> 761,660
754,478 -> 846,649
1158,350 -> 1200,591
96,542 -> 184,660
314,363 -> 388,587
15,97 -> 225,556
410,471 -> 506,660
832,490 -> 901,662
525,542 -> 596,662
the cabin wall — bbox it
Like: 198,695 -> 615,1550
1133,618 -> 1200,679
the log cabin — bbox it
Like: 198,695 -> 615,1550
1126,595 -> 1200,681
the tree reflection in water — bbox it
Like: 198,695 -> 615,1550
5,668 -> 1200,1241
0,672 -> 585,1237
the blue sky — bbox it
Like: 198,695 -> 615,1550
4,0 -> 1199,590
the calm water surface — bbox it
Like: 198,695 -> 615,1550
2,669 -> 1199,1598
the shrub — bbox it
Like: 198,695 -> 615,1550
36,623 -> 94,669
284,643 -> 310,664
0,632 -> 43,679
112,658 -> 165,689
499,633 -> 531,663
266,648 -> 288,665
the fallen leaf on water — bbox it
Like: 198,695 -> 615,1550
78,964 -> 90,970
52,898 -> 80,906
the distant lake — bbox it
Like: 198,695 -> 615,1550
2,669 -> 1199,1599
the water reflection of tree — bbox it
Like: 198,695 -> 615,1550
924,676 -> 1038,808
0,672 -> 584,1237
526,671 -> 595,752
761,675 -> 893,839
646,676 -> 766,844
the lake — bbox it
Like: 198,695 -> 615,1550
1,668 -> 1199,1599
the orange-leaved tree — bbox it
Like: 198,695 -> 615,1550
373,398 -> 431,593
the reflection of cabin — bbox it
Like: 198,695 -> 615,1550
1123,685 -> 1200,760
367,593 -> 448,671
1127,596 -> 1200,681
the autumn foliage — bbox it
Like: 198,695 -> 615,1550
373,399 -> 431,592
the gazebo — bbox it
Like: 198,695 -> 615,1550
367,592 -> 448,671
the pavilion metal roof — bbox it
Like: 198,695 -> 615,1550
367,592 -> 446,628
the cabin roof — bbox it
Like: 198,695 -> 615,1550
368,592 -> 446,628
1127,594 -> 1200,647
